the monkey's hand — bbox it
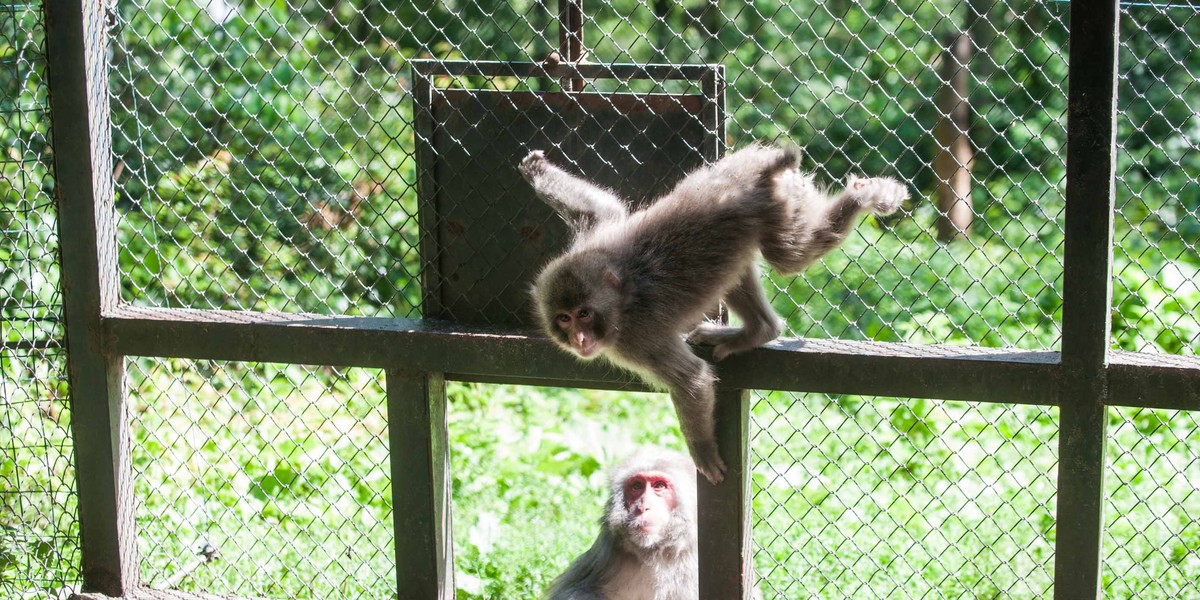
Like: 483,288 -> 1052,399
519,149 -> 551,182
693,442 -> 728,485
845,176 -> 909,216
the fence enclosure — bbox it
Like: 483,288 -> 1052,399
5,0 -> 1196,598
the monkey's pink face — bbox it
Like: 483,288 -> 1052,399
623,471 -> 678,538
555,307 -> 606,358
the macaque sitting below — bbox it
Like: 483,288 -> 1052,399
545,448 -> 762,600
544,448 -> 698,600
522,145 -> 907,484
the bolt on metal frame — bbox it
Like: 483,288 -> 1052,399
42,0 -> 1198,598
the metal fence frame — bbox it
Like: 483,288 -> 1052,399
42,0 -> 1197,598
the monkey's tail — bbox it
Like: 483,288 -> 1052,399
762,141 -> 801,177
733,142 -> 800,186
700,143 -> 796,185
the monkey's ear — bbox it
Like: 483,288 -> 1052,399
604,270 -> 622,291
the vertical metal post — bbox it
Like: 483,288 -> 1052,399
1055,0 -> 1119,597
701,65 -> 727,160
388,369 -> 454,599
557,0 -> 584,91
414,69 -> 443,321
44,0 -> 138,595
698,386 -> 752,598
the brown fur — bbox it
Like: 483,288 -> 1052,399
522,145 -> 908,483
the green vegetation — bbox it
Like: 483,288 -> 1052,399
3,0 -> 1198,598
120,367 -> 1199,598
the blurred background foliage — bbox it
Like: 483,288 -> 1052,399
99,0 -> 1199,350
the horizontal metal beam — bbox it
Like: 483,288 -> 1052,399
106,305 -> 640,387
106,306 -> 1074,405
437,88 -> 710,113
410,58 -> 717,82
73,590 -> 264,600
1107,351 -> 1200,411
104,307 -> 1200,410
717,337 -> 1061,405
1,338 -> 63,351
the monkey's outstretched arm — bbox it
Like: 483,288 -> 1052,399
624,338 -> 727,485
520,150 -> 629,233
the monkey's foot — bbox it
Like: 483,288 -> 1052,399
519,150 -> 549,181
846,176 -> 908,216
688,321 -> 781,361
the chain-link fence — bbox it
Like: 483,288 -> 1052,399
1114,2 -> 1200,356
0,0 -> 81,596
750,392 -> 1058,596
1103,407 -> 1199,597
108,0 -> 422,317
4,0 -> 1199,597
1102,6 -> 1200,591
105,0 -> 1074,350
128,358 -> 392,598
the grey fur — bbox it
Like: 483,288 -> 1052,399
544,448 -> 698,600
522,145 -> 907,484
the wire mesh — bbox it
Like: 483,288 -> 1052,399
718,2 -> 1069,349
444,382 -> 680,598
1103,407 -> 1199,597
750,392 -> 1057,597
0,0 -> 81,596
108,0 -> 423,316
1113,2 -> 1200,356
128,358 -> 394,598
6,0 -> 1182,596
104,0 -> 1072,350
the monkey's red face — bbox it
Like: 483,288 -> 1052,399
555,307 -> 606,358
622,471 -> 678,538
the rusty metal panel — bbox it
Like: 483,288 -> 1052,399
414,61 -> 723,326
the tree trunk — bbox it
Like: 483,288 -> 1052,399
651,0 -> 673,64
558,0 -> 585,91
935,32 -> 974,242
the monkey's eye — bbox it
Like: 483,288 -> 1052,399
577,308 -> 591,319
556,314 -> 571,324
652,481 -> 667,491
631,480 -> 645,492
